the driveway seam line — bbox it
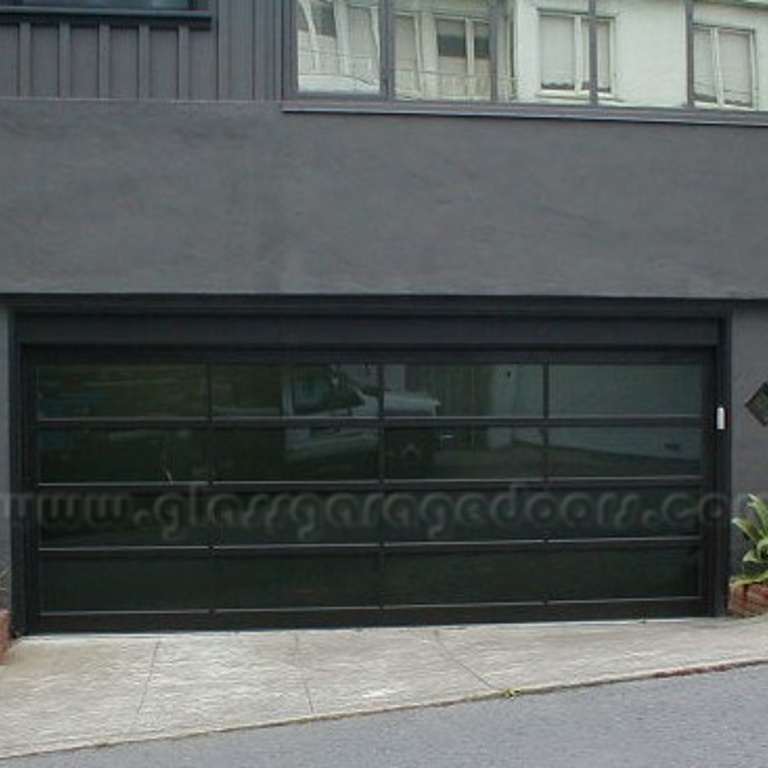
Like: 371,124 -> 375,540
294,634 -> 316,716
129,639 -> 161,733
432,630 -> 498,692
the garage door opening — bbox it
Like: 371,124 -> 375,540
19,336 -> 722,633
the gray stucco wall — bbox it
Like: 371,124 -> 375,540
0,307 -> 10,608
1,100 -> 768,298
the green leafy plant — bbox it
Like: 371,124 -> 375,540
732,494 -> 768,587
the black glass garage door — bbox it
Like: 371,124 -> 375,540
24,350 -> 715,631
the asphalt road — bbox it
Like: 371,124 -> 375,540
7,664 -> 768,768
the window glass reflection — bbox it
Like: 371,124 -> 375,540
550,364 -> 703,417
382,364 -> 542,417
38,429 -> 208,484
549,427 -> 703,478
385,427 -> 545,479
297,0 -> 381,94
213,428 -> 379,481
694,23 -> 754,108
294,0 -> 768,113
37,365 -> 207,419
212,364 -> 379,419
395,1 -> 514,101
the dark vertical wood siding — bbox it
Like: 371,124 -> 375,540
0,1 -> 275,101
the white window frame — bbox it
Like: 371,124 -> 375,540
693,24 -> 756,110
432,13 -> 492,100
537,10 -> 614,100
297,0 -> 380,92
395,11 -> 424,98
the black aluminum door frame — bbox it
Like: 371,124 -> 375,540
12,309 -> 728,633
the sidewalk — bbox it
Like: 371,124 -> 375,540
1,617 -> 767,760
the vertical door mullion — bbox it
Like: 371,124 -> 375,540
542,360 -> 552,605
19,354 -> 39,633
205,364 -> 217,618
376,362 -> 386,610
703,348 -> 726,614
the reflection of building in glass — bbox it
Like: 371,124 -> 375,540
297,0 -> 768,110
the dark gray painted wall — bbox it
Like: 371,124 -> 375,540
731,308 -> 768,565
0,308 -> 10,608
1,100 -> 767,297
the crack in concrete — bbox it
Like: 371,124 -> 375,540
432,629 -> 497,692
129,639 -> 161,733
294,634 -> 316,716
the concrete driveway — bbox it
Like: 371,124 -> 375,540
1,617 -> 767,759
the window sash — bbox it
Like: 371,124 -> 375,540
296,0 -> 382,94
539,12 -> 612,98
693,24 -> 754,108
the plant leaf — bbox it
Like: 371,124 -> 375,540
748,494 -> 768,532
757,538 -> 768,560
732,569 -> 768,588
734,517 -> 761,545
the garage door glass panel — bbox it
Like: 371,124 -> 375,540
383,552 -> 546,605
38,429 -> 208,484
383,364 -> 543,416
213,428 -> 379,481
550,364 -> 703,416
211,492 -> 381,545
548,427 -> 703,478
385,427 -> 544,479
535,487 -> 703,539
40,557 -> 211,612
212,365 -> 283,417
380,490 -> 546,542
37,365 -> 206,418
212,364 -> 379,419
289,365 -> 379,417
548,548 -> 701,601
37,493 -> 209,547
216,555 -> 380,609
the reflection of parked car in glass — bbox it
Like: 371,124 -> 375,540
212,365 -> 441,480
285,367 -> 441,477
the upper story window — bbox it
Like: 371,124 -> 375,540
396,5 -> 500,101
297,0 -> 381,94
693,24 -> 755,109
290,0 -> 768,113
539,11 -> 612,99
295,0 -> 515,102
